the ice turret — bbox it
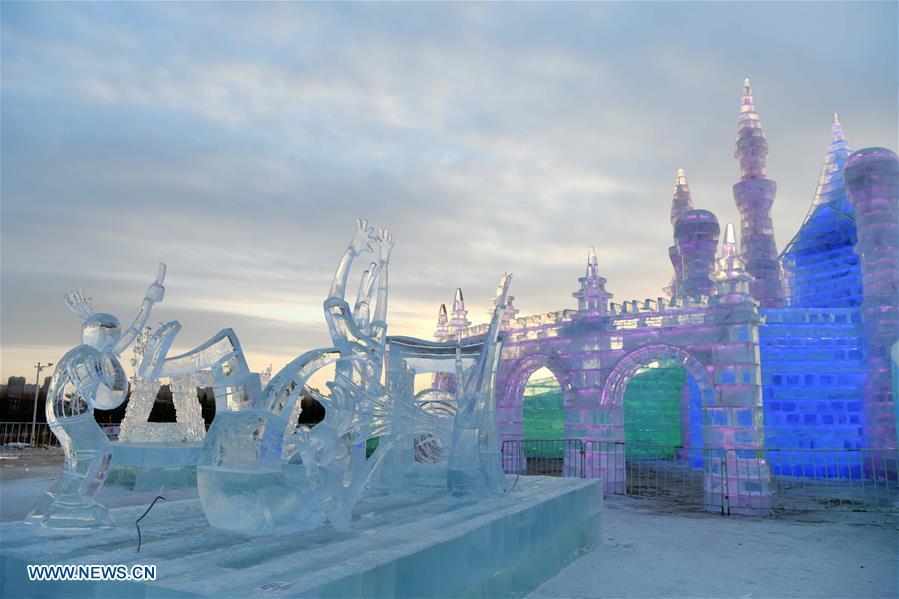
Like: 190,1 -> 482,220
448,288 -> 471,335
670,168 -> 694,224
844,147 -> 899,451
674,209 -> 720,299
434,304 -> 449,342
780,113 -> 861,307
733,78 -> 785,308
713,223 -> 753,302
572,245 -> 612,316
668,168 -> 694,297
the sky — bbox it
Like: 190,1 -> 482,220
1,1 -> 896,381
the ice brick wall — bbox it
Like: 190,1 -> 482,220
759,308 -> 867,450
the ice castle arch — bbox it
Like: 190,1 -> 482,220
435,81 -> 898,503
499,353 -> 574,409
601,344 -> 714,409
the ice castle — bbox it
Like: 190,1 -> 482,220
439,79 -> 899,497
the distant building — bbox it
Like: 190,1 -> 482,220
6,376 -> 26,398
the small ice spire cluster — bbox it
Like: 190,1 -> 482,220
670,168 -> 694,225
572,245 -> 612,315
434,304 -> 449,342
448,288 -> 472,336
713,223 -> 753,301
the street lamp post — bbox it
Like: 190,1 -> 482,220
30,361 -> 53,447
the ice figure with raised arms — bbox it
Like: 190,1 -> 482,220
198,220 -> 396,533
26,264 -> 166,529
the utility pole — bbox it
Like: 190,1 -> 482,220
30,362 -> 53,447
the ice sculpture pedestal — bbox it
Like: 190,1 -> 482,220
1,476 -> 601,598
105,442 -> 203,490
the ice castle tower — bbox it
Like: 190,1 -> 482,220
733,78 -> 786,308
781,114 -> 862,308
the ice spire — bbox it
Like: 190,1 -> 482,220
668,168 -> 695,297
717,224 -> 745,271
448,288 -> 471,335
735,77 -> 769,180
808,112 -> 854,208
434,304 -> 449,342
780,113 -> 861,308
670,168 -> 694,225
586,245 -> 598,278
573,245 -> 612,315
713,223 -> 752,299
732,78 -> 784,308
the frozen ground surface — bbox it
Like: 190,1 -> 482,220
528,496 -> 897,599
2,451 -> 897,598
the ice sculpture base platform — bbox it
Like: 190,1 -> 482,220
1,476 -> 601,598
106,442 -> 203,490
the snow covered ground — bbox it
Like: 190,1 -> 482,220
2,451 -> 896,598
529,497 -> 897,599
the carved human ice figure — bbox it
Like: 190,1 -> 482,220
290,223 -> 396,526
447,272 -> 512,497
323,219 -> 393,386
26,264 -> 166,529
199,221 -> 396,534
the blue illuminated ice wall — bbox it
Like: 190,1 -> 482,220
760,115 -> 868,463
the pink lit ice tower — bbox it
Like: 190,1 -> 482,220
844,147 -> 899,451
668,169 -> 694,297
733,78 -> 785,308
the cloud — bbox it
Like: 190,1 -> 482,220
1,1 -> 896,379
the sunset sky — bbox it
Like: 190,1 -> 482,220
1,1 -> 896,381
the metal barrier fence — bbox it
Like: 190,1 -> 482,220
585,441 -> 728,513
0,422 -> 120,453
0,421 -> 59,452
501,439 -> 585,477
500,439 -> 899,515
729,447 -> 898,513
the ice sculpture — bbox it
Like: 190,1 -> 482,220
197,221 -> 513,534
118,323 -> 260,443
26,264 -> 166,529
447,273 -> 511,496
197,221 -> 397,533
379,273 -> 513,492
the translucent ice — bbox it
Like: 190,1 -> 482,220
26,264 -> 166,529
